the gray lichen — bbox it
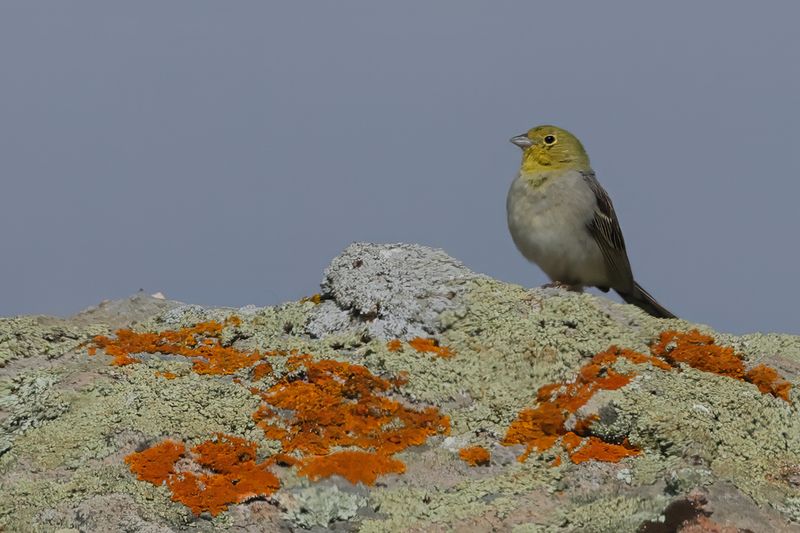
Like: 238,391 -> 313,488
306,242 -> 485,339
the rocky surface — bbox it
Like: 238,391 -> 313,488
1,243 -> 800,532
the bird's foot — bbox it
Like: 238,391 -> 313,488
541,281 -> 584,293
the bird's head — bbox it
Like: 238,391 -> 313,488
510,125 -> 590,174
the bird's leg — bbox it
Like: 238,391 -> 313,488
542,281 -> 584,292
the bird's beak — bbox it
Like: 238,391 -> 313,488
510,134 -> 533,149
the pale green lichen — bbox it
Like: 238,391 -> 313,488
627,453 -> 683,487
0,462 -> 189,532
717,331 -> 800,364
0,371 -> 69,459
279,484 -> 368,529
360,458 -> 558,532
10,363 -> 262,471
551,495 -> 666,533
592,364 -> 800,517
0,316 -> 107,366
511,524 -> 551,533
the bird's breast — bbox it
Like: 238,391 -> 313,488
506,171 -> 607,286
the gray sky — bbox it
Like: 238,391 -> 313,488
2,2 -> 799,334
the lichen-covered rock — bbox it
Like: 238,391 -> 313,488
0,316 -> 108,367
1,243 -> 800,532
306,242 -> 484,339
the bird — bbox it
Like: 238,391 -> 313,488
506,124 -> 676,319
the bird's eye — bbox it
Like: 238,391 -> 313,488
543,135 -> 557,145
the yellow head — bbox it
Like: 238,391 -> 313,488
511,125 -> 590,174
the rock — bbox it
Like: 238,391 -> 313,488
306,242 -> 484,339
1,243 -> 799,533
71,291 -> 185,329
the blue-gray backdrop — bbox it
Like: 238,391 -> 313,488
2,2 -> 799,334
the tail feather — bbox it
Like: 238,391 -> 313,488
617,281 -> 676,319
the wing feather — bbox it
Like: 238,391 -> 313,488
581,171 -> 634,290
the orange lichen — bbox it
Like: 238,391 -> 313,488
89,319 -> 269,376
504,330 -> 792,466
298,451 -> 406,484
504,345 -> 671,463
652,330 -> 745,379
390,370 -> 410,387
251,356 -> 449,485
386,338 -> 455,358
458,446 -> 491,466
126,434 -> 279,517
613,348 -> 672,371
568,437 -> 640,464
168,435 -> 279,516
155,371 -> 178,380
561,432 -> 583,453
746,364 -> 792,402
653,330 -> 791,402
300,294 -> 322,305
94,318 -> 453,507
267,453 -> 300,467
251,361 -> 273,382
503,403 -> 566,462
125,439 -> 185,485
408,337 -> 455,358
386,339 -> 403,352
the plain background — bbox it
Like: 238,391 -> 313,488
2,2 -> 799,334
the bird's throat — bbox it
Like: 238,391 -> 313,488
520,149 -> 588,175
521,170 -> 552,189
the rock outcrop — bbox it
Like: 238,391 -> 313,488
2,243 -> 799,532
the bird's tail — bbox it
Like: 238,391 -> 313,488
617,281 -> 676,319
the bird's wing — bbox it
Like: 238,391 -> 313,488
580,171 -> 635,290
